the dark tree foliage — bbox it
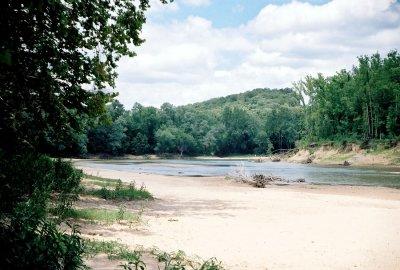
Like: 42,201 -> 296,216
0,154 -> 84,269
0,0 -> 164,268
124,103 -> 160,154
0,0 -> 157,154
265,106 -> 303,151
83,50 -> 400,158
217,107 -> 258,155
84,88 -> 302,156
296,51 -> 400,143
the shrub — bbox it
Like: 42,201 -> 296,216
86,241 -> 225,270
199,258 -> 225,270
84,182 -> 152,201
85,240 -> 143,262
0,152 -> 85,269
155,250 -> 225,270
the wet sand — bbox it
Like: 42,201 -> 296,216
78,166 -> 400,270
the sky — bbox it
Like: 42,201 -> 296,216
115,0 -> 400,108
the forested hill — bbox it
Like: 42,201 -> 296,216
181,88 -> 301,117
46,87 -> 304,157
43,50 -> 400,158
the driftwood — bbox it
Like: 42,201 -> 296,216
230,164 -> 306,188
250,174 -> 305,188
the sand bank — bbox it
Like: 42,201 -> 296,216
78,166 -> 400,270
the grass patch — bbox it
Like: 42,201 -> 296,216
85,240 -> 225,270
63,207 -> 140,223
84,186 -> 152,201
152,249 -> 225,270
82,174 -> 153,200
83,179 -> 117,188
85,240 -> 143,262
83,173 -> 120,188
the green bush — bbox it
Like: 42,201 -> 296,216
85,240 -> 144,262
155,250 -> 225,270
84,181 -> 152,201
199,258 -> 225,270
0,219 -> 84,269
86,241 -> 225,270
0,152 -> 85,269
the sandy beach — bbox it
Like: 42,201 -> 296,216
78,166 -> 400,270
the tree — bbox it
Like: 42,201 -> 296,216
265,106 -> 303,151
88,118 -> 126,155
108,100 -> 125,122
220,107 -> 258,154
154,127 -> 197,156
0,0 -> 167,268
297,51 -> 400,143
123,103 -> 160,154
0,0 -> 158,154
159,102 -> 176,126
154,127 -> 177,154
254,131 -> 272,154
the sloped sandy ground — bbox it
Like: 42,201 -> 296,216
78,166 -> 400,270
286,146 -> 400,166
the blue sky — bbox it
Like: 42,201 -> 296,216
115,0 -> 400,108
150,0 -> 330,28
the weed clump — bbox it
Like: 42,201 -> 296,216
153,249 -> 225,270
60,208 -> 140,223
83,178 -> 153,200
85,240 -> 225,270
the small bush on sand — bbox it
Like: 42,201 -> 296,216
83,178 -> 152,200
199,258 -> 225,270
85,186 -> 152,200
154,249 -> 225,270
86,240 -> 225,270
85,240 -> 144,262
0,154 -> 86,269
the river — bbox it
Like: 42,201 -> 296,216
74,159 -> 400,188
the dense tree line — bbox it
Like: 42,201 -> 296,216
66,89 -> 303,157
58,51 -> 400,158
295,50 -> 400,144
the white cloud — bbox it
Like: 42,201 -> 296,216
248,0 -> 398,36
115,0 -> 400,108
181,0 -> 211,7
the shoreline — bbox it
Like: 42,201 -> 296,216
71,158 -> 400,189
77,166 -> 400,270
67,144 -> 400,168
77,165 -> 400,200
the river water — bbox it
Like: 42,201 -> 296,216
75,159 -> 400,188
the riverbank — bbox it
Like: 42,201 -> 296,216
76,165 -> 400,270
285,144 -> 400,167
76,143 -> 400,168
198,144 -> 400,167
